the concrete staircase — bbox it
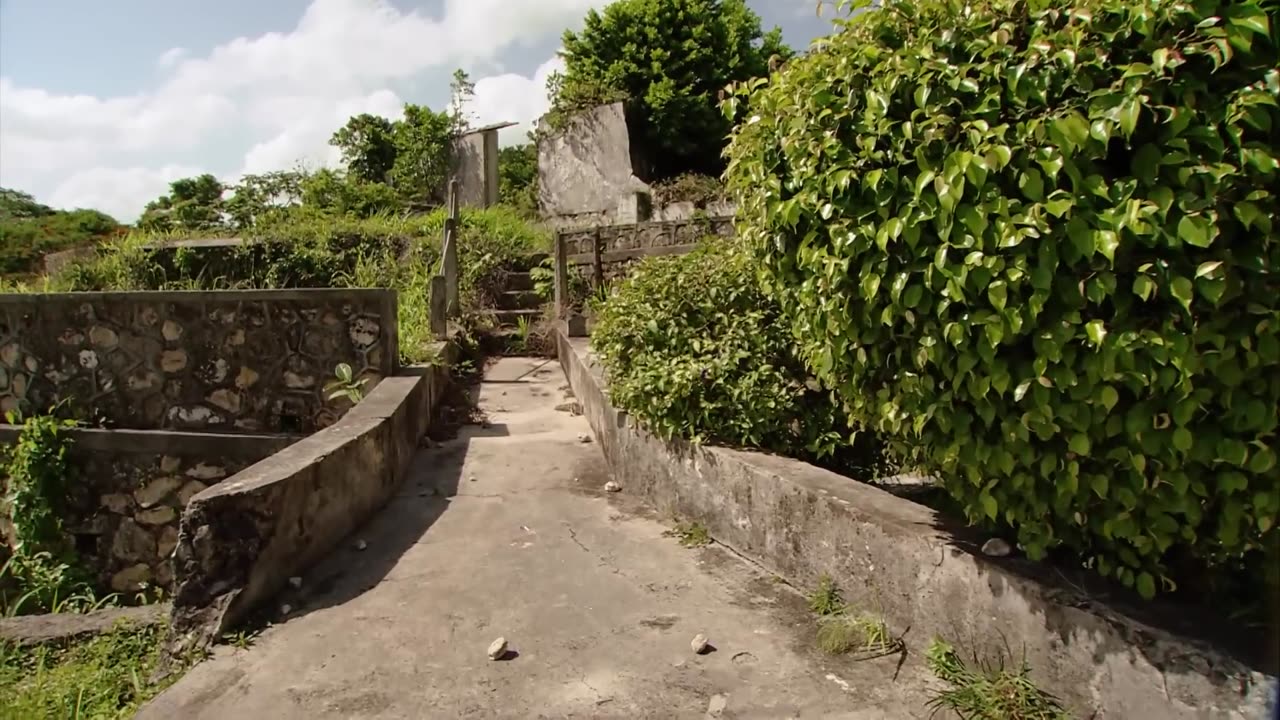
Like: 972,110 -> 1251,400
489,253 -> 548,328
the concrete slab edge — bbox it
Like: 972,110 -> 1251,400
556,328 -> 1275,720
165,341 -> 459,653
0,603 -> 170,647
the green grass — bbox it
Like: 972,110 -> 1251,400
925,638 -> 1071,720
663,520 -> 711,548
0,623 -> 176,720
807,573 -> 845,617
816,612 -> 899,656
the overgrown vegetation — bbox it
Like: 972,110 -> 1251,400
926,638 -> 1070,720
0,624 -> 174,719
0,189 -> 122,277
0,411 -> 103,616
724,0 -> 1280,598
548,0 -> 790,179
7,206 -> 550,364
816,613 -> 897,657
592,238 -> 891,475
650,173 -> 725,207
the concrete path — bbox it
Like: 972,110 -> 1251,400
140,357 -> 933,719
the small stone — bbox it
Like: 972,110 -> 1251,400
176,480 -> 208,506
707,694 -> 728,717
691,633 -> 710,654
355,539 -> 368,551
469,476 -> 477,482
88,325 -> 119,349
111,519 -> 156,562
160,349 -> 188,373
487,637 -> 508,660
288,576 -> 303,589
186,463 -> 227,480
134,476 -> 182,508
280,604 -> 293,616
157,526 -> 179,558
162,320 -> 183,341
137,506 -> 177,526
110,563 -> 152,592
577,433 -> 592,444
159,455 -> 182,473
604,481 -> 622,493
235,366 -> 259,389
981,538 -> 1012,557
101,493 -> 131,514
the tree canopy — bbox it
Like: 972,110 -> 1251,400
551,0 -> 790,179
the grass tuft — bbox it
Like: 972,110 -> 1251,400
925,638 -> 1071,720
807,573 -> 844,617
663,520 -> 711,548
816,612 -> 898,656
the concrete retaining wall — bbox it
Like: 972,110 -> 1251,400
557,331 -> 1275,720
0,426 -> 295,595
168,345 -> 455,649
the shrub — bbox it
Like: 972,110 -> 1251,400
725,0 -> 1279,595
592,238 -> 850,458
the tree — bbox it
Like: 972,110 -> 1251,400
0,188 -> 121,275
330,114 -> 398,184
224,171 -> 306,230
137,174 -> 226,232
299,169 -> 400,218
449,69 -> 476,132
552,0 -> 789,179
498,142 -> 538,215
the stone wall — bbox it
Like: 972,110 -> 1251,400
0,426 -> 295,595
0,289 -> 397,434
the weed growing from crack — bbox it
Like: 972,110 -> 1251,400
807,573 -> 844,617
663,520 -> 710,548
925,638 -> 1069,719
816,613 -> 899,657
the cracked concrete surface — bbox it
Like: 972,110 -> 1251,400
139,357 -> 933,719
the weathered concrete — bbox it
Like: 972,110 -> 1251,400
0,426 -> 296,593
0,288 -> 398,433
167,347 -> 455,651
451,123 -> 511,208
140,357 -> 932,719
0,603 -> 169,647
537,102 -> 652,225
558,332 -> 1277,720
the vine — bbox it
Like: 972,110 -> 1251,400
1,409 -> 93,615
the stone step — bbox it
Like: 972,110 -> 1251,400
491,309 -> 543,327
496,290 -> 544,310
505,272 -> 535,291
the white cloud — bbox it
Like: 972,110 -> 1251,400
157,47 -> 187,69
0,0 -> 605,221
45,165 -> 206,219
470,56 -> 565,145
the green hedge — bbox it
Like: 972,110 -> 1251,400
592,239 -> 854,460
725,0 -> 1279,595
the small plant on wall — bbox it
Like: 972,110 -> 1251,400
324,363 -> 369,405
1,407 -> 101,615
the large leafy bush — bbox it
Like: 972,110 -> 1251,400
593,239 -> 850,460
552,0 -> 789,178
725,0 -> 1279,595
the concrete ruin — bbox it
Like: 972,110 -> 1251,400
451,121 -> 515,208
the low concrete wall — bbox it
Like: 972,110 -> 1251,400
557,331 -> 1275,720
0,426 -> 295,594
168,344 -> 456,650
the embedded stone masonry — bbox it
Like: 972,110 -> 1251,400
0,289 -> 398,434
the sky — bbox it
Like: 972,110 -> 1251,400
0,0 -> 840,222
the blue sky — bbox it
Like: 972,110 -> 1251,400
0,0 -> 839,220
